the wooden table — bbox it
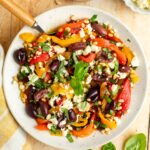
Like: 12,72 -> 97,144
0,0 -> 149,149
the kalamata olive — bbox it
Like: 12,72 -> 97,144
91,23 -> 107,36
68,109 -> 77,122
92,95 -> 99,102
25,103 -> 37,118
50,59 -> 60,72
87,87 -> 99,99
92,74 -> 108,82
14,48 -> 27,65
68,42 -> 86,51
38,101 -> 49,117
34,89 -> 48,101
25,85 -> 36,103
119,65 -> 130,73
95,51 -> 102,60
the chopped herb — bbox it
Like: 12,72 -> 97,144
101,142 -> 116,150
109,78 -> 116,84
86,41 -> 91,46
72,52 -> 78,64
43,45 -> 50,52
17,71 -> 28,80
94,101 -> 99,106
112,60 -> 119,75
97,65 -> 102,72
104,95 -> 112,103
103,23 -> 107,29
132,66 -> 137,70
110,40 -> 116,44
50,125 -> 57,134
103,48 -> 113,60
111,85 -> 119,96
66,133 -> 74,143
94,121 -> 107,128
34,79 -> 50,89
64,30 -> 69,36
47,92 -> 53,98
76,127 -> 81,131
36,114 -> 45,119
81,101 -> 87,110
127,38 -> 131,42
94,120 -> 100,128
90,14 -> 98,23
61,108 -> 69,119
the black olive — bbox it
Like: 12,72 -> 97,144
119,65 -> 130,73
14,48 -> 27,65
68,109 -> 77,122
34,89 -> 48,101
38,101 -> 49,117
25,103 -> 37,118
50,59 -> 60,72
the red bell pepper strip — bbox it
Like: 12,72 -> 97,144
29,53 -> 50,65
44,72 -> 51,83
57,20 -> 84,38
71,113 -> 95,137
35,124 -> 49,130
36,118 -> 48,124
79,52 -> 96,63
116,78 -> 131,117
93,38 -> 126,65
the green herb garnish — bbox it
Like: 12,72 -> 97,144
127,38 -> 131,42
66,133 -> 74,143
61,108 -> 69,119
112,60 -> 119,75
104,95 -> 112,103
90,14 -> 98,23
34,79 -> 50,89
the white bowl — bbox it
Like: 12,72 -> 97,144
3,5 -> 148,150
124,0 -> 150,14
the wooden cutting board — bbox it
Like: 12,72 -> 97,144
0,0 -> 149,149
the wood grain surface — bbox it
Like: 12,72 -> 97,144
0,0 -> 149,149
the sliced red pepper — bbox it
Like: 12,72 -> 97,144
57,20 -> 84,38
79,52 -> 96,63
44,72 -> 51,83
93,38 -> 126,65
29,53 -> 50,65
116,78 -> 131,117
35,124 -> 49,130
36,118 -> 48,125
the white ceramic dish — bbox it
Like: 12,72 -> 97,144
124,0 -> 150,14
0,44 -> 4,86
3,5 -> 148,150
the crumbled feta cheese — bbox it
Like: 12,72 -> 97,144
47,123 -> 53,129
83,46 -> 92,55
61,128 -> 69,136
86,24 -> 93,34
61,99 -> 73,109
108,59 -> 115,69
131,56 -> 139,67
21,66 -> 29,74
67,125 -> 73,130
89,60 -> 95,69
79,29 -> 85,38
49,96 -> 59,107
117,72 -> 127,79
104,67 -> 111,75
73,95 -> 83,103
91,45 -> 100,53
77,102 -> 91,112
116,42 -> 122,47
75,50 -> 83,56
50,117 -> 58,125
111,84 -> 119,93
58,55 -> 65,61
86,75 -> 92,84
29,65 -> 35,72
46,114 -> 51,120
28,73 -> 39,84
114,117 -> 121,125
54,45 -> 66,54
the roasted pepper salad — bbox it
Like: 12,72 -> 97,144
13,15 -> 139,142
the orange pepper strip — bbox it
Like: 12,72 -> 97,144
36,118 -> 48,125
98,109 -> 117,129
35,124 -> 49,130
79,53 -> 96,63
93,38 -> 126,65
71,114 -> 95,138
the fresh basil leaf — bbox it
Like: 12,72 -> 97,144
66,133 -> 74,143
90,14 -> 98,23
124,133 -> 146,150
112,60 -> 119,75
102,142 -> 116,150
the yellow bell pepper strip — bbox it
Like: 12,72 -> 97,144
98,109 -> 117,129
71,113 -> 95,137
35,65 -> 48,78
61,52 -> 72,60
37,34 -> 51,43
130,69 -> 139,84
51,35 -> 81,47
100,82 -> 108,99
93,38 -> 127,65
19,32 -> 36,42
101,99 -> 107,110
71,112 -> 91,127
122,46 -> 134,65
